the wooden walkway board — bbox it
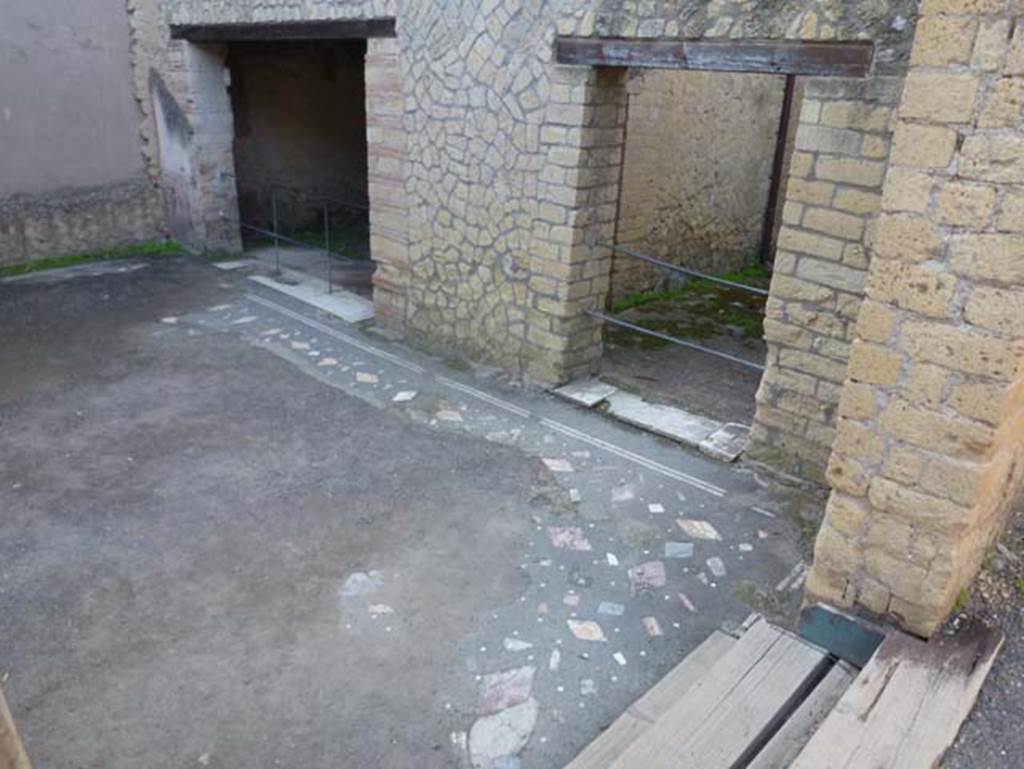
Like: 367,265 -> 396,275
791,623 -> 1003,769
747,661 -> 856,769
607,618 -> 831,769
0,685 -> 31,769
566,630 -> 735,769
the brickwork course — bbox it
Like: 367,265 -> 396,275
806,0 -> 1024,635
12,0 -> 1021,634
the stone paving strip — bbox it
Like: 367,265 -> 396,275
177,291 -> 805,769
249,269 -> 375,323
554,378 -> 751,463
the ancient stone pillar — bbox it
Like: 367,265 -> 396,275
807,0 -> 1024,635
523,66 -> 629,383
182,43 -> 242,254
365,36 -> 411,329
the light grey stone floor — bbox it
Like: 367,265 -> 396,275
0,255 -> 815,768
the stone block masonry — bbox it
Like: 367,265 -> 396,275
807,0 -> 1024,637
0,180 -> 163,268
746,75 -> 904,484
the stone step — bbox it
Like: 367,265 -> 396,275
552,378 -> 749,462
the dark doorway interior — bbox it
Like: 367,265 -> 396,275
227,40 -> 371,268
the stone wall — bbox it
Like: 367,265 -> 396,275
611,69 -> 786,302
155,0 -> 918,385
0,181 -> 162,267
128,0 -> 242,254
808,0 -> 1024,636
1,0 -> 163,265
746,75 -> 905,483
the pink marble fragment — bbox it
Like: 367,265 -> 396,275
567,619 -> 607,642
479,666 -> 536,715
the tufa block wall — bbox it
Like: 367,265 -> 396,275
746,75 -> 905,483
807,0 -> 1024,636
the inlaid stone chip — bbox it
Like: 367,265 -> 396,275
567,619 -> 607,642
677,519 -> 723,541
542,457 -> 574,473
628,561 -> 667,595
469,699 -> 538,769
479,666 -> 535,714
665,541 -> 695,559
548,527 -> 592,551
597,601 -> 625,616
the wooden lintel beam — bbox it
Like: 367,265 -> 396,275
170,18 -> 396,43
555,37 -> 874,78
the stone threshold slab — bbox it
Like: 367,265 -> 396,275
249,269 -> 374,323
212,258 -> 258,271
553,378 -> 749,462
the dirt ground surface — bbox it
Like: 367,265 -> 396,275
943,509 -> 1024,769
599,282 -> 766,425
0,254 -> 810,769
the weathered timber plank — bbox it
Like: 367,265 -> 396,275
555,37 -> 874,77
170,18 -> 396,42
674,632 -> 831,767
791,622 -> 1003,769
609,619 -> 830,769
746,661 -> 856,769
0,686 -> 31,769
566,630 -> 735,769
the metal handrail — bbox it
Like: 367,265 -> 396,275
586,310 -> 765,372
601,242 -> 770,298
266,181 -> 370,213
219,171 -> 370,213
235,221 -> 367,264
589,241 -> 769,371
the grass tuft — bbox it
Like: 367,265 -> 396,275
610,262 -> 770,314
0,240 -> 186,278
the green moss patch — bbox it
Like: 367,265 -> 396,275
0,240 -> 186,279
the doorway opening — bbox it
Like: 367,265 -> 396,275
600,67 -> 792,426
226,39 -> 374,299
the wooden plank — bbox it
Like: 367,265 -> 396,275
747,661 -> 856,769
555,37 -> 874,78
170,18 -> 396,42
0,686 -> 31,769
609,619 -> 831,769
791,623 -> 1003,769
566,630 -> 735,769
799,603 -> 886,668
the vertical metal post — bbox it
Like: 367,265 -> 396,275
760,73 -> 797,266
324,202 -> 332,294
272,189 -> 281,276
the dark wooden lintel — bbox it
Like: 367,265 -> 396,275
555,37 -> 874,78
170,18 -> 396,43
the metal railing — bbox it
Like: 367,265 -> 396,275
233,183 -> 370,293
589,242 -> 768,373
